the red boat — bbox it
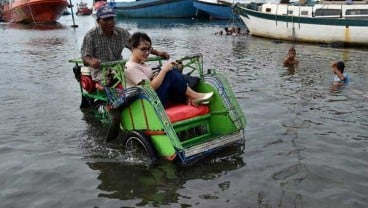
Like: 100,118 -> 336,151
76,1 -> 92,16
0,0 -> 68,23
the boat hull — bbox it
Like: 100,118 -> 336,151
234,3 -> 368,46
193,0 -> 238,20
108,0 -> 199,18
76,8 -> 92,15
1,0 -> 68,23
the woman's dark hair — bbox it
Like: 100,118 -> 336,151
129,32 -> 151,49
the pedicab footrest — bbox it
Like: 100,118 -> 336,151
184,131 -> 244,158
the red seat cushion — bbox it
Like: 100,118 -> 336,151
165,104 -> 210,123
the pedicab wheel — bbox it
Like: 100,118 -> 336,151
80,95 -> 93,108
124,131 -> 158,166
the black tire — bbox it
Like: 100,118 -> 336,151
106,110 -> 121,142
124,131 -> 158,166
80,95 -> 93,108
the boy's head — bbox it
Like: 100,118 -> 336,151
288,47 -> 296,57
289,47 -> 296,53
336,61 -> 345,73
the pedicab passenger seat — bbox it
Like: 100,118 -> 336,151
109,90 -> 210,124
165,104 -> 210,123
165,104 -> 211,143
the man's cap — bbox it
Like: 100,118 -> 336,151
336,61 -> 345,70
96,6 -> 116,19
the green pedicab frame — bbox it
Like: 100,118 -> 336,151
70,54 -> 247,165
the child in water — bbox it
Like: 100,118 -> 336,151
283,47 -> 299,66
331,61 -> 349,86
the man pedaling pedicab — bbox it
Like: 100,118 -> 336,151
81,5 -> 170,90
80,5 -> 170,141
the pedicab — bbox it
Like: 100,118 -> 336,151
70,54 -> 247,166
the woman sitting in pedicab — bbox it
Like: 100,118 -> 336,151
124,32 -> 213,108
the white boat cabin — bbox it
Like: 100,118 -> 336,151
258,1 -> 368,19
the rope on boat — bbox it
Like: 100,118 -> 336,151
27,0 -> 37,23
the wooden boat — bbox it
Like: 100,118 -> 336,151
76,1 -> 92,15
193,0 -> 241,19
69,54 -> 247,166
234,1 -> 368,46
107,0 -> 202,18
0,0 -> 68,23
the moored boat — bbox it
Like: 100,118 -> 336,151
107,0 -> 203,18
234,1 -> 368,46
76,1 -> 92,15
0,0 -> 68,23
193,0 -> 242,20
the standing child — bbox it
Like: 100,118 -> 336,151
283,47 -> 299,66
284,47 -> 299,66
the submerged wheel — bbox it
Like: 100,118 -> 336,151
124,131 -> 158,165
80,95 -> 94,108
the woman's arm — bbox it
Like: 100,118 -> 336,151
150,62 -> 174,90
151,48 -> 170,59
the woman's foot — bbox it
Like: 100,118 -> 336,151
191,92 -> 213,106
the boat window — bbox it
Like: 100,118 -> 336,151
315,9 -> 341,17
301,11 -> 309,16
287,10 -> 293,15
345,9 -> 368,15
265,8 -> 272,13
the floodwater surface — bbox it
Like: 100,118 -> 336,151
0,12 -> 368,208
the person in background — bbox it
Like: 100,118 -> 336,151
224,27 -> 232,35
331,61 -> 349,86
231,26 -> 237,35
81,5 -> 169,83
125,32 -> 213,108
236,27 -> 242,35
215,30 -> 224,35
283,47 -> 299,66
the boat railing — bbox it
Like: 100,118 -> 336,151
343,14 -> 368,18
322,0 -> 368,5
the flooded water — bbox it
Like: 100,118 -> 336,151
1,12 -> 368,208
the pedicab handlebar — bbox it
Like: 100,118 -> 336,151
69,53 -> 203,67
